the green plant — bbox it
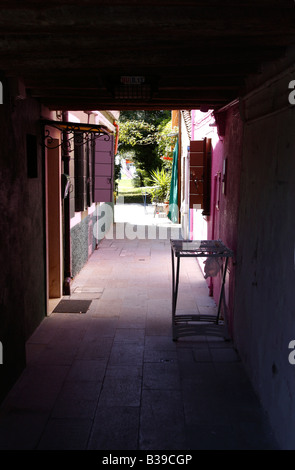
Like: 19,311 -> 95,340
118,112 -> 172,178
156,121 -> 178,163
114,160 -> 122,192
149,168 -> 171,203
132,168 -> 150,188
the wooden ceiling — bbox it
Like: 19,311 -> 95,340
1,0 -> 295,111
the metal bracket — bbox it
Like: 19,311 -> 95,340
41,119 -> 111,152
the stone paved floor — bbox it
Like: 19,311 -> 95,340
0,205 -> 279,450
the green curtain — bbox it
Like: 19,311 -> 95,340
168,138 -> 178,223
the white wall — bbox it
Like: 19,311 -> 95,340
180,112 -> 191,239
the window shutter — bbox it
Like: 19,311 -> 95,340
203,138 -> 211,216
69,150 -> 75,219
74,132 -> 87,212
86,138 -> 93,207
93,134 -> 114,203
189,138 -> 211,215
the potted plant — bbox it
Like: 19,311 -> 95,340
149,168 -> 171,214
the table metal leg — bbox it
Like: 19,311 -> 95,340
216,257 -> 229,323
171,247 -> 175,313
171,249 -> 180,340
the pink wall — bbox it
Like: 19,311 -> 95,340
191,107 -> 242,335
207,105 -> 243,334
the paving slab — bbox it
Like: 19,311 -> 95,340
0,204 -> 279,450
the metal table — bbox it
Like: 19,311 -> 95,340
170,239 -> 234,341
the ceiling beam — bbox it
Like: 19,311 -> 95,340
40,99 -> 229,111
0,46 -> 284,70
0,1 -> 294,110
0,5 -> 294,36
1,0 -> 294,6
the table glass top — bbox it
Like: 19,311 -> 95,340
170,239 -> 233,257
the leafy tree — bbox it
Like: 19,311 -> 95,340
118,120 -> 157,147
118,118 -> 162,185
156,119 -> 178,171
117,110 -> 177,188
119,110 -> 171,126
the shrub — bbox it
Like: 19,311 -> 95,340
149,168 -> 171,203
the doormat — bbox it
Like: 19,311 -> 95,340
52,299 -> 92,314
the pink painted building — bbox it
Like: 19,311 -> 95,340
180,103 -> 242,336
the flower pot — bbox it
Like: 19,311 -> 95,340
164,201 -> 169,215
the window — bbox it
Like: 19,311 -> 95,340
93,134 -> 114,203
189,138 -> 211,215
74,132 -> 87,212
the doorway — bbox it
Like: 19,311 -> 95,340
45,138 -> 63,311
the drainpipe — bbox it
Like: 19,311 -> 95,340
62,111 -> 72,295
177,110 -> 182,223
209,173 -> 218,296
113,120 -> 119,211
113,120 -> 119,155
183,145 -> 190,239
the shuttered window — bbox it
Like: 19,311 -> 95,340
189,138 -> 211,215
93,134 -> 114,203
74,132 -> 87,212
86,137 -> 93,207
74,132 -> 114,209
74,134 -> 97,211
